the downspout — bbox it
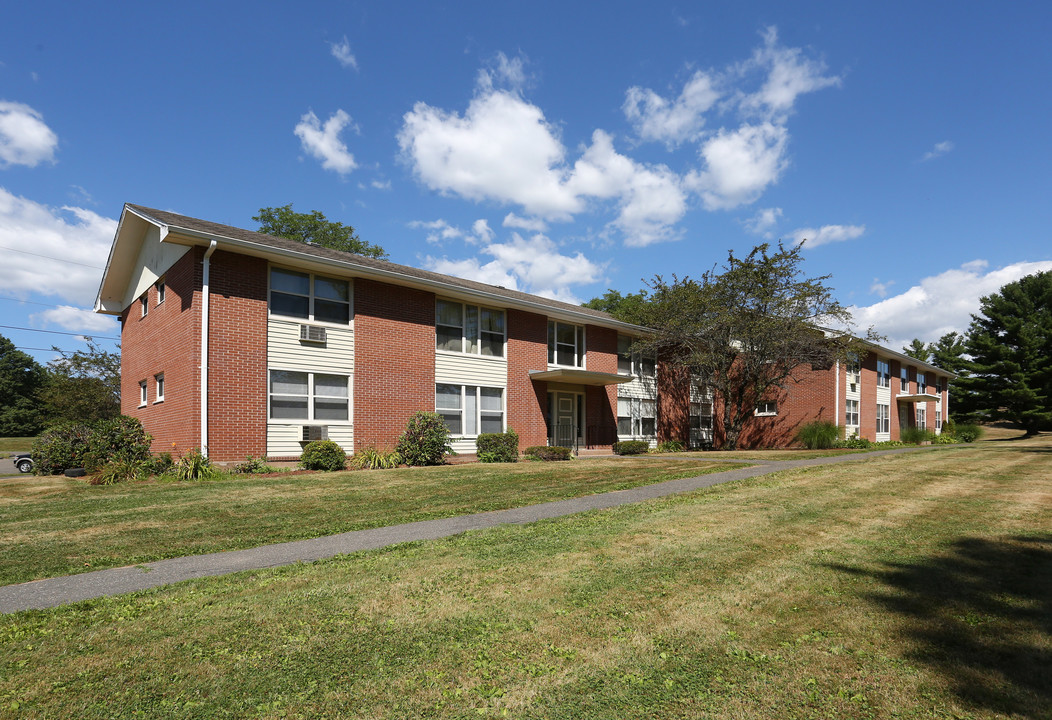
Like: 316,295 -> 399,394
200,240 -> 218,458
834,359 -> 840,428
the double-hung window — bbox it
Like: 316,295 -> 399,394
877,359 -> 890,388
847,353 -> 860,387
138,380 -> 147,406
690,402 -> 713,430
140,296 -> 148,317
900,367 -> 909,392
617,335 -> 655,377
755,401 -> 778,416
846,399 -> 860,427
617,396 -> 656,437
436,384 -> 504,435
876,404 -> 890,433
916,407 -> 926,429
154,373 -> 165,403
548,321 -> 584,367
435,300 -> 505,356
917,372 -> 927,394
269,371 -> 349,421
270,268 -> 350,324
156,279 -> 166,305
936,409 -> 942,430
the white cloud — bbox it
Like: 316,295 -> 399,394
371,179 -> 391,190
0,188 -> 117,311
737,27 -> 841,119
409,218 -> 463,244
623,70 -> 720,146
477,52 -> 527,93
502,212 -> 548,232
788,223 -> 865,248
869,278 -> 894,298
849,259 -> 1052,350
471,219 -> 494,243
921,140 -> 954,161
0,101 -> 58,168
294,109 -> 358,175
31,306 -> 117,333
330,36 -> 358,70
743,207 -> 783,237
426,232 -> 605,303
685,122 -> 789,210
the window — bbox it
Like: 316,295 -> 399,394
436,384 -> 504,435
876,404 -> 890,434
936,410 -> 942,430
617,396 -> 656,437
755,401 -> 778,416
269,268 -> 350,324
140,295 -> 148,317
435,300 -> 505,357
617,335 -> 655,377
877,359 -> 890,388
917,372 -> 927,394
847,353 -> 860,386
154,373 -> 165,402
138,380 -> 147,406
269,371 -> 349,421
916,407 -> 926,429
690,402 -> 713,430
156,279 -> 166,305
900,367 -> 909,392
936,377 -> 943,394
846,399 -> 859,427
548,321 -> 585,367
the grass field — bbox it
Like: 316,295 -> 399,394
0,437 -> 35,454
0,457 -> 740,585
1,436 -> 1048,718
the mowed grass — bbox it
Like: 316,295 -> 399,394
0,458 -> 740,585
0,437 -> 35,453
2,438 -> 1049,719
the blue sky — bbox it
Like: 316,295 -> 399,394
2,1 -> 1051,367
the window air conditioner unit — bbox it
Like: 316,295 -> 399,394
302,425 -> 329,442
299,324 -> 327,344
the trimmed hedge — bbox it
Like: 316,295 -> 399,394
613,440 -> 649,455
299,440 -> 347,471
32,417 -> 152,475
476,429 -> 519,463
524,445 -> 573,461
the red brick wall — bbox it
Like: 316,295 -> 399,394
120,247 -> 202,456
859,352 -> 878,441
507,309 -> 549,449
737,363 -> 836,448
353,279 -> 435,451
584,325 -> 618,447
657,361 -> 690,444
206,251 -> 268,461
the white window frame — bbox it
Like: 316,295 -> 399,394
755,401 -> 778,416
156,279 -> 166,305
917,372 -> 927,395
268,370 -> 350,422
936,409 -> 942,430
847,353 -> 861,386
916,407 -> 926,430
617,396 -> 656,438
548,320 -> 585,368
876,403 -> 890,434
269,267 -> 351,326
877,359 -> 890,388
617,335 -> 655,378
154,373 -> 165,403
900,367 -> 909,392
435,299 -> 506,357
138,380 -> 147,407
436,384 -> 505,437
846,399 -> 860,427
140,295 -> 148,317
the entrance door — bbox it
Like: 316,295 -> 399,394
554,392 -> 576,448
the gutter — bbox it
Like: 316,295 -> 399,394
200,240 -> 217,457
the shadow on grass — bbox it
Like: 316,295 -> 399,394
829,535 -> 1052,718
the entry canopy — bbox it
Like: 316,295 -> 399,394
896,393 -> 942,403
529,369 -> 634,386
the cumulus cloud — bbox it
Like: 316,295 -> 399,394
31,306 -> 117,333
685,122 -> 789,210
294,109 -> 358,175
869,278 -> 894,298
0,101 -> 58,168
426,232 -> 605,303
410,218 -> 494,245
737,27 -> 841,119
849,259 -> 1052,350
330,36 -> 358,70
503,212 -> 548,232
788,223 -> 865,248
623,70 -> 720,146
0,188 -> 117,312
921,140 -> 954,161
743,207 -> 783,237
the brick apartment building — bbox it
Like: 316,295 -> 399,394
95,204 -> 952,462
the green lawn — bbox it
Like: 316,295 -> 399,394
0,457 -> 741,585
1,438 -> 1048,718
0,437 -> 35,454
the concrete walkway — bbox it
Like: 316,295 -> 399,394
0,448 -> 921,614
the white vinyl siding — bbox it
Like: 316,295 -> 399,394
617,335 -> 656,378
435,352 -> 507,387
267,424 -> 353,458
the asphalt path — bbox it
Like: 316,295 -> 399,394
0,448 -> 923,614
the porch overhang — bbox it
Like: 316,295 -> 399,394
529,369 -> 633,386
896,393 -> 941,403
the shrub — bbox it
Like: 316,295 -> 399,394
942,417 -> 957,437
932,433 -> 959,444
796,421 -> 840,450
900,427 -> 935,444
89,460 -> 144,486
476,429 -> 519,463
299,440 -> 348,471
656,439 -> 685,453
142,452 -> 175,476
613,440 -> 650,455
349,446 -> 402,470
396,411 -> 453,466
175,447 -> 220,481
953,423 -> 984,443
32,422 -> 93,475
836,433 -> 872,449
233,455 -> 277,474
523,445 -> 572,461
83,416 -> 153,471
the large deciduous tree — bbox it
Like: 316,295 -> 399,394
253,204 -> 388,259
0,335 -> 45,436
962,270 -> 1052,435
635,243 -> 861,450
40,339 -> 121,424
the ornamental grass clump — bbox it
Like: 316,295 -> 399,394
349,446 -> 402,470
796,420 -> 840,449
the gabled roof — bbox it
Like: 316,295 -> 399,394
96,203 -> 646,332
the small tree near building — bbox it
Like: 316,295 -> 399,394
40,339 -> 121,424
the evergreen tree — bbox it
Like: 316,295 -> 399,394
962,271 -> 1052,435
901,338 -> 930,362
0,335 -> 45,436
253,204 -> 388,259
929,331 -> 982,423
